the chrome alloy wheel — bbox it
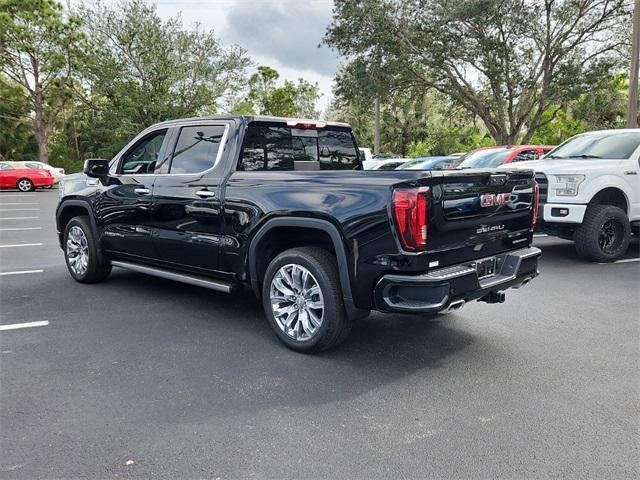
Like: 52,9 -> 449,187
270,263 -> 324,341
66,225 -> 89,276
17,179 -> 32,191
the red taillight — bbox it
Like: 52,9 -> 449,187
392,187 -> 429,251
532,181 -> 540,230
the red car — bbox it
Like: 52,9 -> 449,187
457,145 -> 555,169
0,162 -> 55,192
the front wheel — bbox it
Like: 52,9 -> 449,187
17,178 -> 34,192
63,216 -> 112,283
574,205 -> 630,262
262,247 -> 352,353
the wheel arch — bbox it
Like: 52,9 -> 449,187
247,217 -> 366,320
56,200 -> 101,256
588,186 -> 629,214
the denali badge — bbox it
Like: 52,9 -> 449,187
480,193 -> 511,207
477,224 -> 505,234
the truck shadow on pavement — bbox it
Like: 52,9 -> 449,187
87,270 -> 484,417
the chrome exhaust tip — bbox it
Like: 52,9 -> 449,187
439,299 -> 466,314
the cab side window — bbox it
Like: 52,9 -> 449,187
169,125 -> 226,174
513,150 -> 538,162
120,130 -> 167,174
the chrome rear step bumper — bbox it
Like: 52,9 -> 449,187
374,247 -> 541,314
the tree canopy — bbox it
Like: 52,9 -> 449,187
325,0 -> 634,144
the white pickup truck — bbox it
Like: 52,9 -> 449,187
502,129 -> 639,262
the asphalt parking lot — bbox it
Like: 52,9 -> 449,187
1,189 -> 638,479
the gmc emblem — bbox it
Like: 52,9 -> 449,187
480,193 -> 511,207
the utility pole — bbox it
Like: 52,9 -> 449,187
628,0 -> 640,127
374,96 -> 381,155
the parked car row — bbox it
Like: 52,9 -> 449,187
361,145 -> 553,171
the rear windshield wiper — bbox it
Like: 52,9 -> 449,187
574,154 -> 602,159
546,155 -> 565,159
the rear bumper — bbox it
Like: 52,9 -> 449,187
33,176 -> 55,187
374,247 -> 541,314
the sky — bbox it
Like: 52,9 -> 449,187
150,0 -> 340,113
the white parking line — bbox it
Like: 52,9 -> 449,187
533,234 -> 548,237
0,227 -> 42,231
0,202 -> 38,206
0,269 -> 44,276
0,243 -> 43,248
0,208 -> 40,211
0,321 -> 49,331
0,217 -> 40,220
614,258 -> 640,264
0,194 -> 37,197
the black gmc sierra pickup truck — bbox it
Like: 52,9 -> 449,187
56,115 -> 541,352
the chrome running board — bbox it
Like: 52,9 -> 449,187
111,260 -> 238,293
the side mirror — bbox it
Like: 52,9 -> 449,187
83,158 -> 110,178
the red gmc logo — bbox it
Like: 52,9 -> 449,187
480,193 -> 511,207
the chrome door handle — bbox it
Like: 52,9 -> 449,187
134,188 -> 150,195
196,190 -> 216,198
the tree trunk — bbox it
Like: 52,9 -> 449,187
493,130 -> 519,146
32,87 -> 50,164
37,137 -> 49,164
627,0 -> 640,127
374,96 -> 381,155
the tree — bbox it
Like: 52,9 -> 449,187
74,0 -> 250,158
0,0 -> 84,163
239,65 -> 321,118
0,75 -> 39,161
325,0 -> 632,144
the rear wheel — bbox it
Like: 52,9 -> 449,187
262,247 -> 351,353
574,205 -> 630,262
63,216 -> 111,283
16,178 -> 34,192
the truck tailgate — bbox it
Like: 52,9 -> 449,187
426,169 -> 536,267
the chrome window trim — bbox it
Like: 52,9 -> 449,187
112,123 -> 230,177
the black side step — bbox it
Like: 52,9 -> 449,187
111,260 -> 238,293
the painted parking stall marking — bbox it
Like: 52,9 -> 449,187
0,321 -> 49,332
0,217 -> 40,220
0,269 -> 44,276
0,208 -> 41,211
0,227 -> 42,231
0,243 -> 44,248
614,258 -> 640,264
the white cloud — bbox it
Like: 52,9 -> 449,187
151,0 -> 338,114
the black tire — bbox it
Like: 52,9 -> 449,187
16,178 -> 34,192
63,216 -> 112,283
262,246 -> 352,353
574,205 -> 630,263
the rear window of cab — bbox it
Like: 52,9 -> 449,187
239,123 -> 360,171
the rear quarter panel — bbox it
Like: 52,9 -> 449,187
221,170 -> 431,308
